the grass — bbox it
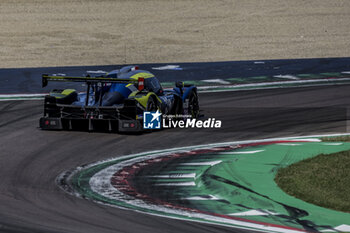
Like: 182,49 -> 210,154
275,150 -> 350,213
322,135 -> 350,142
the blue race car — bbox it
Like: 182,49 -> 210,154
40,65 -> 199,132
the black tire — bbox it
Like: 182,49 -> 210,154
188,90 -> 199,118
146,96 -> 158,111
171,96 -> 183,116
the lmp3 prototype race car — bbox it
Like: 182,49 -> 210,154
39,66 -> 199,132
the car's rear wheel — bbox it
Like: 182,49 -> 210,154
188,90 -> 199,118
171,96 -> 182,116
146,96 -> 158,111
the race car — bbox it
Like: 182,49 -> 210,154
39,65 -> 199,132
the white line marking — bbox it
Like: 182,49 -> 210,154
341,71 -> 350,74
147,173 -> 196,178
152,65 -> 182,70
179,161 -> 222,166
52,73 -> 66,76
0,93 -> 47,97
229,210 -> 278,216
219,150 -> 264,154
0,98 -> 43,101
202,79 -> 230,84
274,75 -> 299,80
154,182 -> 196,186
287,139 -> 321,142
277,143 -> 302,146
321,224 -> 350,232
86,70 -> 107,74
322,143 -> 343,146
333,224 -> 350,231
254,61 -> 265,64
182,195 -> 220,200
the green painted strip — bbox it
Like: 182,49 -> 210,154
226,77 -> 247,82
296,74 -> 314,78
249,76 -> 270,80
296,74 -> 325,79
320,72 -> 342,77
160,82 -> 174,87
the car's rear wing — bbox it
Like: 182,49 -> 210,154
42,74 -> 146,107
42,74 -> 139,88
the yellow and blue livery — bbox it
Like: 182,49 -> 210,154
39,66 -> 199,132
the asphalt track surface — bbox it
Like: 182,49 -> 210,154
1,84 -> 350,233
